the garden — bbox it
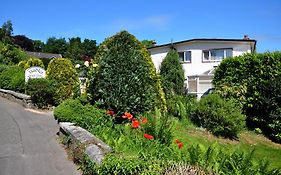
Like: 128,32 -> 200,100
1,30 -> 281,174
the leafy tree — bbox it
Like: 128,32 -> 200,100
43,37 -> 67,54
141,39 -> 156,48
0,20 -> 13,43
82,39 -> 97,58
160,49 -> 185,95
13,35 -> 34,51
89,31 -> 166,115
64,37 -> 83,63
33,40 -> 45,52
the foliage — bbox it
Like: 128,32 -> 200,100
89,30 -> 166,115
166,94 -> 197,121
46,58 -> 79,105
0,65 -> 25,92
43,37 -> 67,54
33,40 -> 45,52
18,57 -> 45,69
13,35 -> 34,51
25,78 -> 54,108
141,39 -> 156,48
213,52 -> 281,142
160,49 -> 185,95
191,94 -> 245,138
0,42 -> 28,65
0,20 -> 13,43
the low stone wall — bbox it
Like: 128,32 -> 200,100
0,89 -> 35,108
59,122 -> 112,165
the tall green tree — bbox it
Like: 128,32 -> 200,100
0,20 -> 13,43
64,37 -> 83,63
82,39 -> 97,58
160,49 -> 185,95
43,37 -> 67,54
141,39 -> 156,48
33,40 -> 45,52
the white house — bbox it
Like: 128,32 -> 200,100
148,37 -> 256,98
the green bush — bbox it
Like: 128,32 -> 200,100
25,78 -> 54,108
89,31 -> 166,116
191,94 -> 245,138
0,42 -> 28,65
46,58 -> 79,105
166,94 -> 197,120
213,52 -> 281,142
0,65 -> 25,92
160,49 -> 185,95
18,57 -> 45,69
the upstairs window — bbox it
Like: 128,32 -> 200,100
178,51 -> 191,63
203,48 -> 233,62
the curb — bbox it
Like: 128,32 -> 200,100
0,89 -> 35,108
59,122 -> 112,165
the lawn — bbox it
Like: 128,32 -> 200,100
173,120 -> 281,169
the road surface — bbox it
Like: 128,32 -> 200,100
0,96 -> 81,175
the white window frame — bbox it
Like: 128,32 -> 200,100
178,51 -> 192,63
202,48 -> 233,62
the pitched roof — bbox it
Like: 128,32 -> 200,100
26,51 -> 62,59
148,38 -> 257,51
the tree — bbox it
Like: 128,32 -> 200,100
43,37 -> 67,54
89,31 -> 166,115
64,37 -> 83,63
13,35 -> 34,51
160,49 -> 185,95
82,39 -> 97,58
0,20 -> 13,43
33,40 -> 45,52
141,39 -> 156,48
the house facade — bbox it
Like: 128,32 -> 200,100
148,37 -> 256,98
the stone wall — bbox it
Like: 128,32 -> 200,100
0,89 -> 35,108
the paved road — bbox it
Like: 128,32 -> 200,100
0,97 -> 81,175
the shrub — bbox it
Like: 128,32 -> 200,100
0,42 -> 28,65
0,65 -> 25,92
89,31 -> 166,116
191,94 -> 245,138
18,57 -> 45,69
166,94 -> 197,120
25,78 -> 54,108
213,52 -> 281,142
46,58 -> 79,105
160,49 -> 185,95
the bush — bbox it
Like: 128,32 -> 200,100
0,42 -> 28,65
0,65 -> 25,92
160,49 -> 185,95
213,52 -> 281,142
89,31 -> 166,116
18,57 -> 45,69
25,78 -> 54,108
166,94 -> 197,120
191,94 -> 245,138
46,58 -> 79,105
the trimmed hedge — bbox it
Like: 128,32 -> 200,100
160,49 -> 185,95
18,57 -> 45,69
213,52 -> 281,142
0,65 -> 25,93
89,31 -> 166,116
46,58 -> 79,105
191,94 -> 245,138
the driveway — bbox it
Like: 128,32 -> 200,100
0,96 -> 81,175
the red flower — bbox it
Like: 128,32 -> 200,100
144,134 -> 154,140
131,120 -> 140,129
141,117 -> 148,124
122,112 -> 133,120
177,142 -> 183,149
106,110 -> 114,116
175,139 -> 181,144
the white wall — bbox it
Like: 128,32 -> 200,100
149,41 -> 252,78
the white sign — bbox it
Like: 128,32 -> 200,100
25,66 -> 46,82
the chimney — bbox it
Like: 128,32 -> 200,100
243,35 -> 250,40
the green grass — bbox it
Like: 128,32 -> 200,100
173,120 -> 281,169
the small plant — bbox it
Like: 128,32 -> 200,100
25,78 -> 54,108
191,94 -> 245,138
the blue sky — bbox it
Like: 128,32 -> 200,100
1,0 -> 281,52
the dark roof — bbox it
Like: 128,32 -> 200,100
148,38 -> 257,51
26,51 -> 62,59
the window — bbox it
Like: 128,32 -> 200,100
202,48 -> 233,62
178,51 -> 191,63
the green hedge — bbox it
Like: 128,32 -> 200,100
160,49 -> 185,95
0,65 -> 25,93
18,57 -> 45,69
191,94 -> 245,138
46,58 -> 79,105
89,31 -> 166,116
213,52 -> 281,142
